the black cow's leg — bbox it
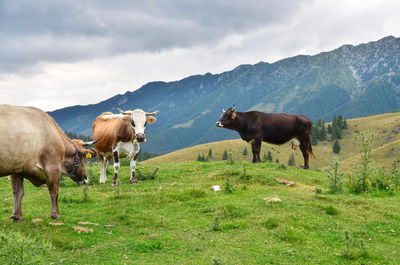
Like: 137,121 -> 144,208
11,175 -> 24,222
112,149 -> 120,186
251,139 -> 262,163
300,143 -> 309,169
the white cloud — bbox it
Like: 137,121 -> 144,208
1,0 -> 400,111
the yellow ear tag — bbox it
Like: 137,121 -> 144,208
86,152 -> 92,159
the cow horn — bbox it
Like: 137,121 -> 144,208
232,104 -> 235,112
222,108 -> 225,113
116,108 -> 132,115
145,110 -> 159,115
82,139 -> 100,147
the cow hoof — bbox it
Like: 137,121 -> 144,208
111,182 -> 116,187
51,214 -> 61,219
129,180 -> 138,184
11,216 -> 24,222
100,181 -> 106,184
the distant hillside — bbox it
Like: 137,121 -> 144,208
144,112 -> 400,171
49,35 -> 400,154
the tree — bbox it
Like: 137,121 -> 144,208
311,132 -> 318,146
327,124 -> 332,134
275,158 -> 280,164
343,118 -> 348,129
332,125 -> 342,139
333,140 -> 341,154
208,148 -> 213,159
337,115 -> 343,129
288,154 -> 296,166
222,150 -> 229,160
243,147 -> 248,156
262,153 -> 267,162
267,151 -> 273,162
319,123 -> 327,141
197,154 -> 202,161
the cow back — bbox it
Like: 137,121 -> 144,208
92,114 -> 134,153
0,105 -> 66,177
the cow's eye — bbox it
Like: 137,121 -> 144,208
144,122 -> 148,126
131,121 -> 135,127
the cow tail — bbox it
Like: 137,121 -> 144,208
308,140 -> 315,159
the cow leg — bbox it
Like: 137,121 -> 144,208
98,155 -> 107,184
47,176 -> 61,219
300,143 -> 310,169
112,149 -> 120,186
251,139 -> 262,163
129,143 -> 140,184
11,175 -> 24,222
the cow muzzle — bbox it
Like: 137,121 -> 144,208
136,133 -> 146,142
216,121 -> 223,128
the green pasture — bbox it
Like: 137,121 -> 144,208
1,161 -> 399,264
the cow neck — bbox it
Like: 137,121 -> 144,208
232,112 -> 245,131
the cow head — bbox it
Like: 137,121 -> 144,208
117,108 -> 158,143
66,139 -> 98,184
216,105 -> 236,129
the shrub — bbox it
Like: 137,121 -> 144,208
333,140 -> 341,154
222,150 -> 229,160
325,157 -> 343,193
348,132 -> 376,193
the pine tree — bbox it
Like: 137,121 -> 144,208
267,151 -> 273,162
311,132 -> 318,146
334,125 -> 342,139
275,158 -> 280,164
333,140 -> 341,154
243,147 -> 248,156
222,150 -> 229,160
327,124 -> 332,134
337,115 -> 343,129
208,148 -> 213,159
332,115 -> 337,128
343,118 -> 348,129
262,153 -> 267,162
288,154 -> 296,166
319,123 -> 327,141
197,154 -> 202,161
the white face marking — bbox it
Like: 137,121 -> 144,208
130,109 -> 147,136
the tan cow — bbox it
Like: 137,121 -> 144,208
92,108 -> 158,185
0,105 -> 98,221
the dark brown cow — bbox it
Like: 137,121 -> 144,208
0,105 -> 97,221
92,108 -> 158,185
216,106 -> 314,168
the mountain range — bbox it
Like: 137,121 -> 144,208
49,35 -> 400,154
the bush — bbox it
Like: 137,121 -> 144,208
325,157 -> 343,193
348,132 -> 376,193
333,140 -> 341,154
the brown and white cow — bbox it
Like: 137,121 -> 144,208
0,105 -> 98,221
92,108 -> 158,185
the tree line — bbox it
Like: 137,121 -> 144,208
311,114 -> 348,153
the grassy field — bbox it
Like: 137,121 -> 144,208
1,161 -> 399,264
145,112 -> 400,171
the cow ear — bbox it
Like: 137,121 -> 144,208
231,112 -> 236,119
146,115 -> 157,124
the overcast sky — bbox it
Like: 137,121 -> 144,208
1,0 -> 400,111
